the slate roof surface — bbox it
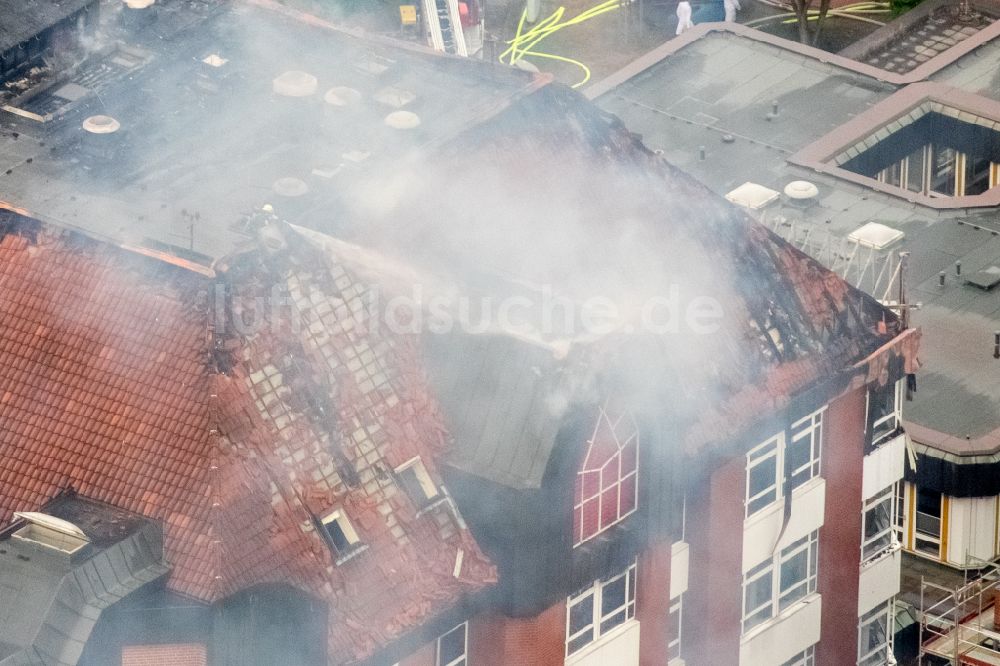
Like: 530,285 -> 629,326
0,0 -> 95,54
0,214 -> 495,663
591,25 -> 1000,450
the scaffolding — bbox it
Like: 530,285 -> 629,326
918,559 -> 1000,665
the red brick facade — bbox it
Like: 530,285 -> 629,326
685,453 -> 746,665
637,539 -> 673,666
817,385 -> 867,666
468,604 -> 567,666
121,644 -> 207,666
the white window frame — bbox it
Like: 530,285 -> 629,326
788,408 -> 825,492
436,621 -> 467,666
868,380 -> 902,449
573,406 -> 639,546
782,645 -> 816,666
321,509 -> 366,563
858,601 -> 893,666
668,594 -> 683,661
742,531 -> 819,634
395,456 -> 441,507
746,407 -> 825,518
566,561 -> 637,656
746,435 -> 781,518
862,486 -> 897,565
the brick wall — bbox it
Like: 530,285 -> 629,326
637,538 -> 672,666
467,602 -> 566,666
816,385 -> 865,666
684,453 -> 745,665
120,644 -> 207,666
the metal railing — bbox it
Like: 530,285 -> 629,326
761,212 -> 903,300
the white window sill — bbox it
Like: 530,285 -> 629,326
741,592 -> 820,642
744,476 -> 823,529
565,618 -> 639,664
860,541 -> 901,571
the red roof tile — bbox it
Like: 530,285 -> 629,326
0,219 -> 495,662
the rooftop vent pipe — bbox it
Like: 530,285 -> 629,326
273,71 -> 318,97
82,115 -> 121,134
324,87 -> 362,108
784,180 -> 819,208
385,111 -> 421,130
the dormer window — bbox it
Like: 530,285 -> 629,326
395,457 -> 441,509
320,509 -> 365,563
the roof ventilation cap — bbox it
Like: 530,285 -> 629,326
385,111 -> 421,130
82,115 -> 121,134
273,71 -> 317,97
784,180 -> 819,200
324,86 -> 361,108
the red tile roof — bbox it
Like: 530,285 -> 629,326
0,218 -> 495,662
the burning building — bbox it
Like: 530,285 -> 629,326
0,1 -> 919,665
590,12 -> 1000,664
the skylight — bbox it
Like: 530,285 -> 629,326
11,512 -> 89,555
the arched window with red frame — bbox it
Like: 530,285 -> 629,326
573,402 -> 639,546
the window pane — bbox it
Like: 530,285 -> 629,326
621,440 -> 637,474
600,610 -> 627,634
863,494 -> 892,561
966,155 -> 992,195
437,624 -> 465,666
786,436 -> 810,475
600,487 -> 618,526
325,521 -> 351,551
779,548 -> 808,608
744,570 -> 772,618
569,595 -> 594,636
619,474 -> 637,515
916,487 -> 941,517
568,633 -> 591,655
601,576 -> 626,618
580,470 -> 600,499
668,600 -> 682,659
906,146 -> 925,192
931,145 -> 957,195
749,456 -> 776,491
580,498 -> 600,540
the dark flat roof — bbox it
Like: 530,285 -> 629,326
592,27 -> 1000,451
0,0 -> 95,54
0,1 -> 537,259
